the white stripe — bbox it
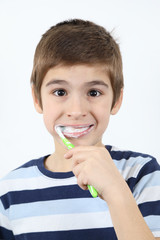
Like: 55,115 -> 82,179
144,215 -> 160,233
12,211 -> 112,235
153,231 -> 160,237
111,146 -> 127,152
113,156 -> 152,180
0,175 -> 77,196
119,164 -> 142,180
0,212 -> 11,230
134,186 -> 160,204
133,171 -> 160,195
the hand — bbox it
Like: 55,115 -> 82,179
65,146 -> 156,239
64,145 -> 126,202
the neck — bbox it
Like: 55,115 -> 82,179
44,140 -> 72,173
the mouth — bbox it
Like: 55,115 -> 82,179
58,124 -> 94,138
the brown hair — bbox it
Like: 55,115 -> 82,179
30,19 -> 124,109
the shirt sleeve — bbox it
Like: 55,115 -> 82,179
132,157 -> 160,237
0,198 -> 15,240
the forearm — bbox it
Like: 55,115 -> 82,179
105,182 -> 155,240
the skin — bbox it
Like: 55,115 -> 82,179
32,64 -> 158,239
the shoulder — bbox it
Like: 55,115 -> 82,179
0,156 -> 47,197
105,145 -> 160,182
106,145 -> 157,162
1,157 -> 41,181
106,145 -> 159,167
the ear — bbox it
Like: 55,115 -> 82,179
31,87 -> 43,114
111,89 -> 123,115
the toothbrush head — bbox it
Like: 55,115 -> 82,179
55,126 -> 65,139
55,125 -> 75,149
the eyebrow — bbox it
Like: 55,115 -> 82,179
84,80 -> 108,88
46,79 -> 68,87
45,79 -> 109,88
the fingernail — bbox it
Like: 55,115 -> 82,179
64,153 -> 68,158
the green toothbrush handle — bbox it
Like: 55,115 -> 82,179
62,138 -> 75,149
62,137 -> 98,198
88,185 -> 98,198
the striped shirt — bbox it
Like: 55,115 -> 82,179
0,145 -> 160,239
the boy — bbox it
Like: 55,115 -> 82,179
0,19 -> 160,240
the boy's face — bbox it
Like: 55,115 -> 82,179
33,64 -> 122,148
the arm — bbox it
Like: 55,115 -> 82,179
103,177 -> 155,240
65,146 -> 159,239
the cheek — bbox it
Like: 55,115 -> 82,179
98,99 -> 112,124
95,102 -> 112,129
43,112 -> 54,134
42,103 -> 59,135
100,112 -> 111,130
96,100 -> 112,119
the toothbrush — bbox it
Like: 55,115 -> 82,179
55,126 -> 98,198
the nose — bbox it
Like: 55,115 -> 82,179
66,95 -> 87,119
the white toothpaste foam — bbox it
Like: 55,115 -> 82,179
62,126 -> 89,133
60,125 -> 93,138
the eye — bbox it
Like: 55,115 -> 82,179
88,89 -> 101,97
53,89 -> 67,96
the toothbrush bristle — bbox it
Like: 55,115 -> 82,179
55,126 -> 65,139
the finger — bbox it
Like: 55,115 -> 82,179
76,171 -> 89,191
71,150 -> 92,169
72,159 -> 89,191
72,160 -> 85,178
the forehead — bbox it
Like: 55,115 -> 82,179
42,64 -> 111,87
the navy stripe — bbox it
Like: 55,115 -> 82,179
136,158 -> 160,183
126,158 -> 160,192
37,157 -> 74,179
1,185 -> 91,209
16,158 -> 40,169
0,226 -> 14,240
105,145 -> 112,152
126,177 -> 137,192
15,156 -> 75,179
15,228 -> 118,240
138,200 -> 160,217
109,148 -> 154,161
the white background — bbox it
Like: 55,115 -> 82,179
0,0 -> 160,178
